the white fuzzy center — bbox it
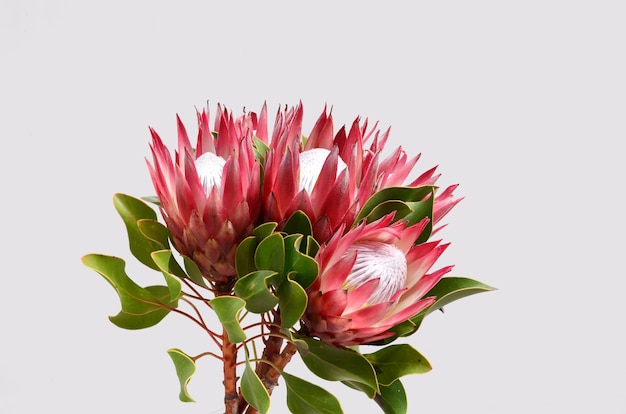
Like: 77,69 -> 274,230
195,152 -> 226,195
298,148 -> 347,194
343,241 -> 407,305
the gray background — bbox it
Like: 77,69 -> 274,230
1,1 -> 624,413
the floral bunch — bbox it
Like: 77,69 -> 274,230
82,102 -> 492,414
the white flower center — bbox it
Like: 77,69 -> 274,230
195,152 -> 226,195
343,241 -> 407,305
299,148 -> 348,194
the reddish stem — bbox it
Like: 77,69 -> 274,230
222,325 -> 239,414
238,312 -> 298,414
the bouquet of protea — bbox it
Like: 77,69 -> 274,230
82,102 -> 492,414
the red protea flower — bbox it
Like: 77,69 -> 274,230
302,214 -> 453,346
147,105 -> 261,292
259,103 -> 460,244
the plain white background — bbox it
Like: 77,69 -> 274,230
1,1 -> 624,413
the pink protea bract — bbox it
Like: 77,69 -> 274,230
302,215 -> 453,346
147,105 -> 261,292
260,103 -> 460,244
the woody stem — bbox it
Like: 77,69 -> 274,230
222,325 -> 238,414
240,316 -> 298,414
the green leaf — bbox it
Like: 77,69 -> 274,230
241,348 -> 270,414
151,250 -> 185,299
360,195 -> 435,245
252,136 -> 270,165
82,254 -> 176,329
340,380 -> 376,399
306,235 -> 320,257
137,219 -> 170,249
355,186 -> 436,224
282,371 -> 343,414
405,197 -> 434,244
166,348 -> 196,402
365,344 -> 431,386
234,270 -> 280,314
410,277 -> 495,328
277,278 -> 308,329
113,193 -> 163,271
209,296 -> 247,343
283,235 -> 318,289
299,338 -> 378,393
150,250 -> 187,279
182,256 -> 210,289
254,233 -> 285,275
280,331 -> 310,355
107,285 -> 175,329
253,222 -> 278,240
366,319 -> 419,346
235,236 -> 259,277
282,210 -> 313,237
141,195 -> 161,206
375,380 -> 407,414
426,276 -> 495,313
365,200 -> 413,223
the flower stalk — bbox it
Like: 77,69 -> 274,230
222,325 -> 239,414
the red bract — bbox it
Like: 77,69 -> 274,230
303,215 -> 453,346
147,105 -> 261,292
260,102 -> 460,244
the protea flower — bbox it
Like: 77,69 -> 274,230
259,102 -> 460,244
302,214 -> 453,346
147,105 -> 261,292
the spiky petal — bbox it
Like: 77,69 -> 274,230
302,215 -> 453,346
146,105 -> 262,292
260,103 -> 459,244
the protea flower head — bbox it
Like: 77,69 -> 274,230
302,214 -> 453,346
259,102 -> 460,244
147,105 -> 261,292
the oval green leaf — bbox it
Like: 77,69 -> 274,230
81,254 -> 176,329
409,276 -> 495,329
365,200 -> 413,223
355,186 -> 436,224
306,235 -> 320,257
253,222 -> 278,240
365,344 -> 431,386
113,193 -> 163,271
209,296 -> 247,343
254,233 -> 285,276
182,256 -> 210,289
375,379 -> 407,414
137,219 -> 170,249
277,278 -> 307,329
284,235 -> 318,289
166,348 -> 197,402
233,270 -> 280,314
282,371 -> 343,414
282,210 -> 313,237
425,276 -> 495,313
150,250 -> 185,300
405,197 -> 434,244
241,348 -> 270,414
235,236 -> 259,278
299,338 -> 378,393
